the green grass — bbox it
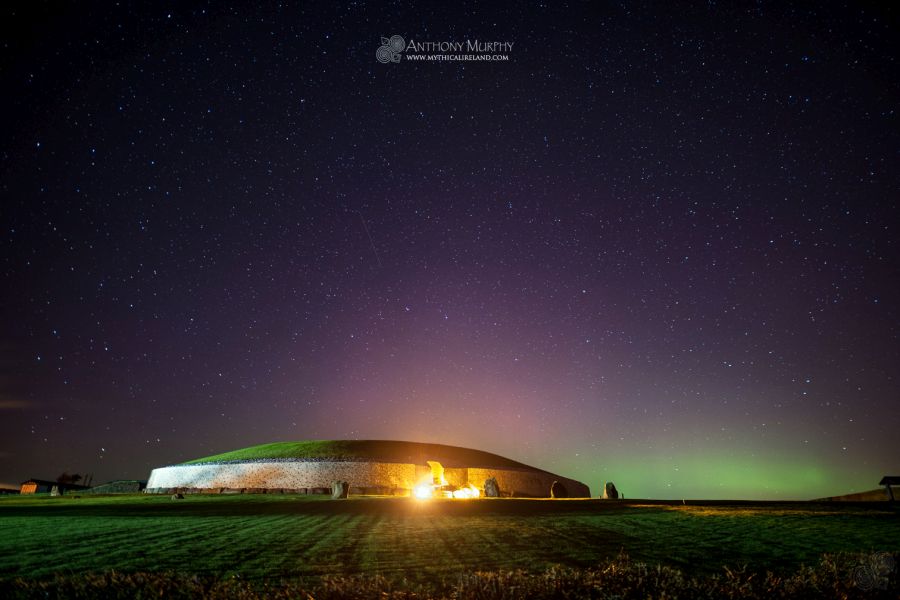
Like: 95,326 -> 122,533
2,553 -> 898,599
0,494 -> 897,585
180,439 -> 535,469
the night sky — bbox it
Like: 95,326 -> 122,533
1,2 -> 898,499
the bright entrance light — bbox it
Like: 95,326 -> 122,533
452,484 -> 480,499
413,484 -> 433,499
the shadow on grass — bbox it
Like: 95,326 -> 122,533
5,495 -> 897,519
0,496 -> 653,518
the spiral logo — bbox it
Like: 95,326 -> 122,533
376,35 -> 405,63
853,551 -> 895,591
854,564 -> 877,591
375,45 -> 394,64
388,35 -> 405,53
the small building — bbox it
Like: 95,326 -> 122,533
817,477 -> 900,502
20,479 -> 56,494
20,479 -> 89,494
880,476 -> 899,501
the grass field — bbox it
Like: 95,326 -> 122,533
1,494 -> 897,586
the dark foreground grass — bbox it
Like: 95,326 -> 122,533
0,494 -> 897,597
0,553 -> 897,599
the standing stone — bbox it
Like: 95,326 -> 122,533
50,485 -> 61,497
331,481 -> 349,499
550,480 -> 568,498
602,482 -> 619,499
483,477 -> 500,498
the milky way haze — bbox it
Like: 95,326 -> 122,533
1,2 -> 897,499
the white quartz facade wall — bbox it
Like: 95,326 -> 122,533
145,460 -> 591,497
146,461 -> 417,492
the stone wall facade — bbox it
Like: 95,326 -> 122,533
146,461 -> 416,494
466,467 -> 589,498
84,480 -> 146,494
146,460 -> 591,497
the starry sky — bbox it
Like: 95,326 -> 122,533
1,2 -> 897,499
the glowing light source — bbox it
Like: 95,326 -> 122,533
413,482 -> 480,499
414,484 -> 433,499
413,461 -> 481,500
452,484 -> 480,499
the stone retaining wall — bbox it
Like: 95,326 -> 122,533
84,480 -> 146,494
146,461 -> 416,494
145,460 -> 591,497
466,467 -> 590,498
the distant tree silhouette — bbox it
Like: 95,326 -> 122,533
56,472 -> 82,485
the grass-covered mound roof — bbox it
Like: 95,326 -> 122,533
181,440 -> 536,470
